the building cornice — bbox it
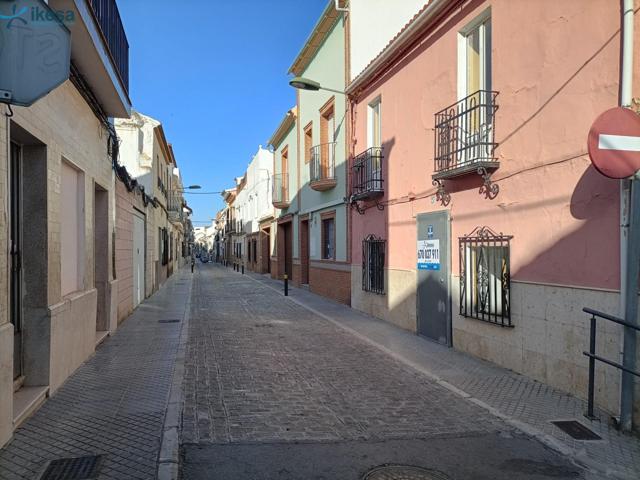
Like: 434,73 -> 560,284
268,107 -> 297,148
289,1 -> 344,76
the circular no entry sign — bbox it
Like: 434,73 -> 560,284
588,107 -> 640,179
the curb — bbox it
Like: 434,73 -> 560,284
157,272 -> 192,480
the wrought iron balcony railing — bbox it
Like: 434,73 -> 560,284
433,90 -> 498,179
352,147 -> 384,201
272,173 -> 290,209
168,209 -> 183,223
310,142 -> 337,191
88,0 -> 129,93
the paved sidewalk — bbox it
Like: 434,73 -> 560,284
248,269 -> 640,480
0,269 -> 192,480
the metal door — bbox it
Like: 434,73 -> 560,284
132,212 -> 145,308
10,142 -> 23,379
416,211 -> 451,346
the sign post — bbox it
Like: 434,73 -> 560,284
588,106 -> 640,431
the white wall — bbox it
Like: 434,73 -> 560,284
235,147 -> 274,236
115,111 -> 159,194
349,0 -> 427,80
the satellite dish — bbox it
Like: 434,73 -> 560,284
0,0 -> 71,106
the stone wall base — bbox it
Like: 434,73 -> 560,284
49,288 -> 97,393
351,264 -> 640,424
351,266 -> 417,332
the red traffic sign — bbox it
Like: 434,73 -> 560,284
588,107 -> 640,179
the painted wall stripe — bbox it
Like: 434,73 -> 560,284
598,134 -> 640,152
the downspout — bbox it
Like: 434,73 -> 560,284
4,107 -> 11,340
619,0 -> 636,431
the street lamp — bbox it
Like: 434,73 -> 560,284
175,185 -> 201,193
289,76 -> 345,95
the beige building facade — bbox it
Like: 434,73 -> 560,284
0,0 -> 131,447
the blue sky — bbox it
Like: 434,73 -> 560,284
118,0 -> 328,225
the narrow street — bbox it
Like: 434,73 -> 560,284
180,264 -> 585,480
1,263 -> 639,479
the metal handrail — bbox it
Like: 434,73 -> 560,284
582,307 -> 640,419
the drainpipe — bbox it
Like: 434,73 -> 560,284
4,109 -> 10,336
619,0 -> 636,432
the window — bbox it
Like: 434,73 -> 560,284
304,122 -> 313,164
367,97 -> 382,179
362,235 -> 385,294
368,98 -> 381,149
281,146 -> 289,199
61,161 -> 85,296
321,213 -> 335,260
319,98 -> 336,179
459,226 -> 512,326
459,12 -> 491,98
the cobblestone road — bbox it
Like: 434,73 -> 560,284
182,265 -> 507,445
181,265 -> 589,479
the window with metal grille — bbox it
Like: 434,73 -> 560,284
362,235 -> 385,294
459,226 -> 512,326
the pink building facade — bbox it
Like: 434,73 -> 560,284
347,0 -> 640,421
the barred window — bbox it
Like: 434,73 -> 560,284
459,226 -> 512,326
362,235 -> 385,294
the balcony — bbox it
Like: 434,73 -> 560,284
51,0 -> 130,117
168,209 -> 183,224
272,173 -> 290,209
168,197 -> 184,225
88,0 -> 129,93
310,142 -> 337,191
351,147 -> 384,201
432,90 -> 499,181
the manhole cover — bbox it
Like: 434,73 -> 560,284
39,455 -> 103,480
158,319 -> 181,324
551,420 -> 601,440
363,465 -> 451,480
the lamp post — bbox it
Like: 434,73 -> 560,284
289,76 -> 345,95
177,185 -> 201,192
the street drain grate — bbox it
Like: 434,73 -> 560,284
551,420 -> 601,440
158,319 -> 181,323
363,465 -> 451,480
39,455 -> 103,480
